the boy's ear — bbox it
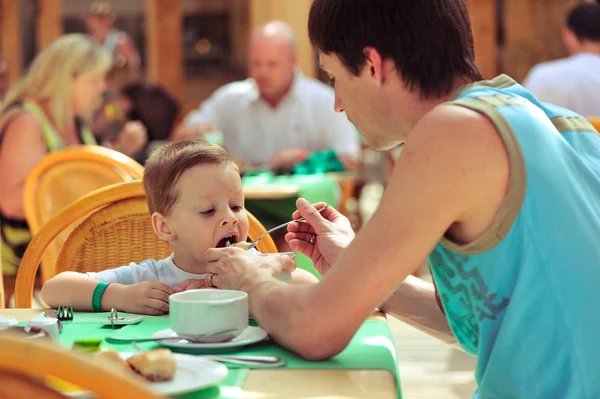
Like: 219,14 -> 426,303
151,212 -> 176,242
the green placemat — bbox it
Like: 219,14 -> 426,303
46,312 -> 401,398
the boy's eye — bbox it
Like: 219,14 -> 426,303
200,209 -> 215,216
231,205 -> 243,212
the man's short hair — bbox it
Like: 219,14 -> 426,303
308,0 -> 482,99
143,139 -> 238,215
567,3 -> 600,42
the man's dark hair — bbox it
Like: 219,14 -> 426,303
308,0 -> 483,99
567,3 -> 600,42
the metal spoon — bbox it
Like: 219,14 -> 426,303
234,203 -> 330,250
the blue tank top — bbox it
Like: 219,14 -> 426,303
429,75 -> 600,398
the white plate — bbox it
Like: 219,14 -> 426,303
152,326 -> 268,351
123,352 -> 227,395
56,352 -> 227,397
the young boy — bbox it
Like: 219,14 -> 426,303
41,140 -> 317,315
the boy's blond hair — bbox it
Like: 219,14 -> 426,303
143,139 -> 239,215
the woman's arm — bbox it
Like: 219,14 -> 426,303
0,113 -> 46,219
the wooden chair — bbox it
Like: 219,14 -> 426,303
23,145 -> 145,279
0,333 -> 164,399
15,181 -> 278,308
587,117 -> 600,132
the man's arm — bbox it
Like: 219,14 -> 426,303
242,104 -> 510,359
379,275 -> 462,349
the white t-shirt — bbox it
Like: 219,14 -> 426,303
523,52 -> 600,117
86,250 -> 262,288
184,73 -> 360,164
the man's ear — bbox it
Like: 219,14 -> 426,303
363,46 -> 385,86
152,212 -> 176,242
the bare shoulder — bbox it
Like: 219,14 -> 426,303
389,103 -> 510,220
1,111 -> 44,147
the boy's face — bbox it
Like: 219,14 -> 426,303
156,163 -> 249,266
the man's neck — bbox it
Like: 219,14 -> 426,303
260,78 -> 294,108
389,76 -> 474,139
578,41 -> 600,56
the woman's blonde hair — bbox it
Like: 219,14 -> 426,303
1,34 -> 112,129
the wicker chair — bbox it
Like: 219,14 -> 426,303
23,145 -> 144,279
0,333 -> 164,399
587,117 -> 600,133
15,181 -> 278,308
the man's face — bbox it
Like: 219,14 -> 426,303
319,52 -> 397,151
248,39 -> 296,101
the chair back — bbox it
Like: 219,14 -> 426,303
23,146 -> 144,276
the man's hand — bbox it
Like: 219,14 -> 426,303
174,279 -> 209,292
117,120 -> 147,156
205,247 -> 296,290
117,281 -> 174,315
285,199 -> 355,275
270,148 -> 309,171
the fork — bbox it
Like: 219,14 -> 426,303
56,305 -> 74,321
235,203 -> 330,251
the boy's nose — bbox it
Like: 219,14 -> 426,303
220,212 -> 239,227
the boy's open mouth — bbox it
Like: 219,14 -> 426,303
216,235 -> 239,248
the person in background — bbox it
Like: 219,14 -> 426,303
92,63 -> 177,163
174,20 -> 360,172
0,34 -> 112,275
86,2 -> 141,73
523,2 -> 600,116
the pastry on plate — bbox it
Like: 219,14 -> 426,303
127,348 -> 176,382
93,348 -> 131,370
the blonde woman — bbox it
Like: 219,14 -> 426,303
0,34 -> 144,275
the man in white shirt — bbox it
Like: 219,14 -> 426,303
174,21 -> 360,171
523,3 -> 600,117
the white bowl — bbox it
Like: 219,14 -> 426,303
169,290 -> 248,341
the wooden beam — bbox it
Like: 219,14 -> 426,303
37,0 -> 63,51
467,0 -> 497,79
144,0 -> 182,101
0,0 -> 23,87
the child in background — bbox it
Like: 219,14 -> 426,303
41,140 -> 317,315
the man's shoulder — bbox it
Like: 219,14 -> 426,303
214,78 -> 255,96
296,75 -> 335,98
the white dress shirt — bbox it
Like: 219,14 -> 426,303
184,73 -> 360,164
523,52 -> 600,117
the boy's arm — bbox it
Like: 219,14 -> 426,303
41,262 -> 175,314
40,272 -> 124,310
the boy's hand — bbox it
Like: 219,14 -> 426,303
174,279 -> 209,292
119,282 -> 174,315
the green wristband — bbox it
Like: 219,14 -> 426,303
92,281 -> 111,312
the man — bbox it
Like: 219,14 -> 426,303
203,0 -> 600,398
175,21 -> 360,171
524,2 -> 600,116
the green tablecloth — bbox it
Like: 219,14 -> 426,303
38,311 -> 401,398
242,172 -> 339,278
